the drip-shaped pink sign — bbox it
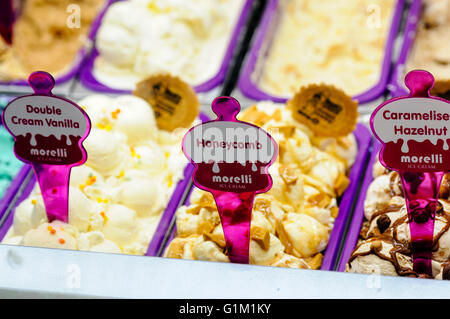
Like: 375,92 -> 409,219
371,70 -> 450,276
183,96 -> 278,263
2,71 -> 91,222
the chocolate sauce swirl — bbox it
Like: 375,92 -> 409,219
347,168 -> 450,279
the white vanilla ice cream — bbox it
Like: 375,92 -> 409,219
2,94 -> 193,255
93,0 -> 245,89
258,0 -> 396,97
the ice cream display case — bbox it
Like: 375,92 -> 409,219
0,0 -> 450,300
238,0 -> 406,104
0,0 -> 113,95
0,93 -> 448,298
389,0 -> 450,98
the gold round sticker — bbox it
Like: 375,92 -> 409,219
133,74 -> 200,131
431,80 -> 450,101
287,84 -> 358,137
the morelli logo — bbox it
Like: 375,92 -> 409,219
30,147 -> 68,158
400,154 -> 443,164
212,175 -> 253,184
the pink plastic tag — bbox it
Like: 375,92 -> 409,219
371,70 -> 450,275
183,96 -> 278,263
2,71 -> 91,222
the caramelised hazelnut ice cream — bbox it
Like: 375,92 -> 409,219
0,0 -> 106,82
258,0 -> 396,97
93,0 -> 244,90
2,94 -> 195,255
164,101 -> 357,269
346,162 -> 450,279
405,0 -> 450,86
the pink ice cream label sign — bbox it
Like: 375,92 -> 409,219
371,70 -> 450,276
3,97 -> 89,165
372,99 -> 449,173
1,71 -> 91,223
184,122 -> 276,193
183,96 -> 278,263
3,72 -> 90,166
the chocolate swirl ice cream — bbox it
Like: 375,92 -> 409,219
346,163 -> 450,279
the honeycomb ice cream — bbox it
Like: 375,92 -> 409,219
2,94 -> 194,255
164,101 -> 357,269
405,0 -> 450,85
346,162 -> 450,279
258,0 -> 396,97
93,0 -> 244,90
0,0 -> 106,82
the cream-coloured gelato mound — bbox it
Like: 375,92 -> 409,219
363,171 -> 403,220
405,0 -> 450,82
0,0 -> 106,82
2,94 -> 194,255
164,101 -> 357,269
93,0 -> 244,90
22,222 -> 79,250
258,0 -> 396,97
346,164 -> 450,280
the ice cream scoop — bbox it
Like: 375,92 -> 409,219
93,0 -> 244,89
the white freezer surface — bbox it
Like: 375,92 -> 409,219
0,244 -> 448,298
